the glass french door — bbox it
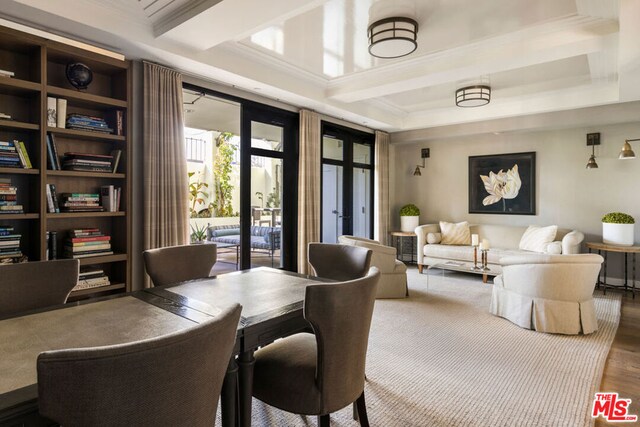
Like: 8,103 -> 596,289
240,104 -> 298,270
321,123 -> 374,243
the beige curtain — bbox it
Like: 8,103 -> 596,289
297,110 -> 321,274
374,130 -> 390,245
143,62 -> 189,286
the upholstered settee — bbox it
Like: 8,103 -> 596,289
416,223 -> 584,276
338,235 -> 408,299
207,224 -> 281,254
490,254 -> 603,334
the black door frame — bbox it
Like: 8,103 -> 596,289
182,83 -> 299,272
321,122 -> 374,241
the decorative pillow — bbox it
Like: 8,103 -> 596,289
439,221 -> 471,245
519,225 -> 558,253
212,228 -> 240,237
426,232 -> 442,244
544,241 -> 562,255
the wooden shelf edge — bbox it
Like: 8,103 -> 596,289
46,85 -> 127,108
70,282 -> 125,297
46,170 -> 125,179
0,119 -> 39,131
47,211 -> 125,218
46,126 -> 125,142
0,167 -> 39,175
0,213 -> 39,220
0,77 -> 42,93
78,254 -> 128,265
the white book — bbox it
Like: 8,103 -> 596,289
45,184 -> 55,213
47,97 -> 57,127
0,69 -> 14,77
56,99 -> 67,128
0,113 -> 11,119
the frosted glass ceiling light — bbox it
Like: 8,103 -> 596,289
368,17 -> 418,58
455,85 -> 491,107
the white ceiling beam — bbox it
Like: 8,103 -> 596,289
156,0 -> 325,50
327,16 -> 618,103
617,0 -> 640,101
399,81 -> 619,130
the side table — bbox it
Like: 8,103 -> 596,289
389,231 -> 417,264
586,242 -> 638,298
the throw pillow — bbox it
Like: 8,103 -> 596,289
439,221 -> 471,245
519,225 -> 558,253
544,241 -> 562,254
427,232 -> 442,244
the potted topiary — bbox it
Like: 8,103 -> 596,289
602,212 -> 635,246
399,204 -> 420,233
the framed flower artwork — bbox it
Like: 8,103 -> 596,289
468,152 -> 536,215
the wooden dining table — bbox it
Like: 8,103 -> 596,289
0,267 -> 326,427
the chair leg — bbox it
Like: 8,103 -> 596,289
355,391 -> 370,427
318,414 -> 330,427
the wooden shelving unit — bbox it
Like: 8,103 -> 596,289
0,25 -> 132,298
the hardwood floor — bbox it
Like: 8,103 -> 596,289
595,292 -> 640,426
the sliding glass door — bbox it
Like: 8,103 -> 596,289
321,123 -> 374,243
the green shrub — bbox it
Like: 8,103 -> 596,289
399,204 -> 420,216
602,212 -> 635,224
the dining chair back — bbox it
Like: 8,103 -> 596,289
252,268 -> 380,426
37,303 -> 242,427
0,259 -> 79,318
143,244 -> 217,286
308,243 -> 372,281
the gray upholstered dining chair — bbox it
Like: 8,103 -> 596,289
0,259 -> 79,318
308,242 -> 372,281
37,303 -> 242,427
143,243 -> 217,286
252,268 -> 380,427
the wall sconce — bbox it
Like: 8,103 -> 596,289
586,132 -> 600,169
413,148 -> 430,176
619,139 -> 638,160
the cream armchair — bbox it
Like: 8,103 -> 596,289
338,235 -> 408,298
490,254 -> 603,335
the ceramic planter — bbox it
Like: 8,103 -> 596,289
401,216 -> 419,233
602,223 -> 635,246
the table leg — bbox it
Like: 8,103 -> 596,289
633,253 -> 636,300
238,350 -> 255,427
603,250 -> 608,295
396,236 -> 401,262
624,253 -> 628,290
221,358 -> 238,427
483,273 -> 488,284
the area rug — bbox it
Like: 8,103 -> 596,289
232,268 -> 622,427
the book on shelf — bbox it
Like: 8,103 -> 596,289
0,69 -> 15,78
0,113 -> 11,120
47,97 -> 57,127
47,230 -> 58,260
64,228 -> 113,259
73,268 -> 111,291
0,140 -> 29,168
66,114 -> 114,134
101,185 -> 121,212
56,99 -> 67,128
59,192 -> 103,212
61,152 -> 113,172
0,225 -> 24,263
111,149 -> 122,173
45,184 -> 60,213
105,110 -> 124,136
0,179 -> 23,214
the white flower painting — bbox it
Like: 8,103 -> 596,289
480,164 -> 521,211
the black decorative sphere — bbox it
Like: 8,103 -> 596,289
66,63 -> 93,90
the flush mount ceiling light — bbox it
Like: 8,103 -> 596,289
455,85 -> 491,107
368,17 -> 418,58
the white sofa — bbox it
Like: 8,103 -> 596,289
416,223 -> 584,276
490,254 -> 603,334
338,235 -> 408,299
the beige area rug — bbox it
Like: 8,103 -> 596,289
235,268 -> 622,427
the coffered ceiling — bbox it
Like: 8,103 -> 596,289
2,0 -> 639,135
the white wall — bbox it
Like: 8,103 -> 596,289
391,122 -> 640,247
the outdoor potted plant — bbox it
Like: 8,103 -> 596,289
400,204 -> 420,233
602,212 -> 635,246
190,223 -> 208,244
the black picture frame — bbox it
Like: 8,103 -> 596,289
468,152 -> 536,215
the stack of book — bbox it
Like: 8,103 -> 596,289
0,178 -> 23,214
0,140 -> 31,169
73,268 -> 111,291
66,114 -> 113,134
101,185 -> 122,212
0,225 -> 25,263
64,228 -> 113,259
59,193 -> 103,213
62,152 -> 113,172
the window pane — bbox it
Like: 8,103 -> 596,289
353,142 -> 371,165
352,167 -> 371,238
323,136 -> 343,161
251,121 -> 283,151
322,164 -> 343,243
251,156 -> 283,268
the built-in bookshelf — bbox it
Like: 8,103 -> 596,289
0,25 -> 131,299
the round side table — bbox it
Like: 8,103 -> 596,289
389,231 -> 417,264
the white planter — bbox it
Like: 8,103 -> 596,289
602,223 -> 635,246
400,216 -> 419,233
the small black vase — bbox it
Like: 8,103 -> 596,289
66,63 -> 93,90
